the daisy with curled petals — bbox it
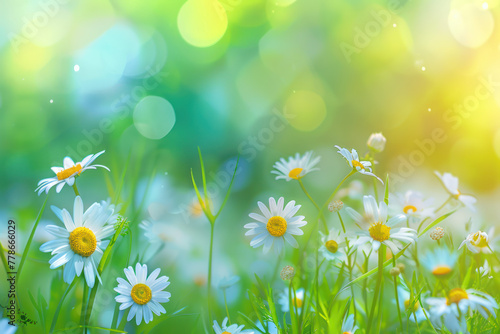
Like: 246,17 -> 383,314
114,263 -> 171,325
341,314 -> 358,334
422,247 -> 458,278
213,317 -> 252,334
319,229 -> 347,262
434,171 -> 476,211
335,145 -> 383,183
244,197 -> 307,254
271,151 -> 320,181
426,288 -> 498,334
459,228 -> 494,254
389,191 -> 434,223
39,196 -> 115,288
346,195 -> 416,253
35,150 -> 109,195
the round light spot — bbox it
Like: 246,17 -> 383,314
448,4 -> 494,48
482,2 -> 489,10
50,99 -> 53,103
421,66 -> 426,71
74,64 -> 80,72
284,90 -> 326,131
133,96 -> 176,139
177,0 -> 228,48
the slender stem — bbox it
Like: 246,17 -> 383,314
394,276 -> 403,333
207,222 -> 215,323
435,196 -> 452,213
367,245 -> 385,334
298,179 -> 328,233
223,290 -> 231,324
72,183 -> 80,196
321,170 -> 356,210
49,280 -> 78,334
80,278 -> 89,331
337,212 -> 346,234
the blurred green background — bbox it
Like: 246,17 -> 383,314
1,0 -> 500,332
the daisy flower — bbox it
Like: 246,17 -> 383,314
278,288 -> 305,313
434,171 -> 476,211
367,132 -> 386,152
114,263 -> 171,325
257,321 -> 278,334
271,151 -> 320,181
35,151 -> 109,195
426,288 -> 498,334
39,196 -> 115,288
459,228 -> 494,253
213,317 -> 252,334
396,285 -> 427,323
319,229 -> 347,262
244,197 -> 307,254
422,247 -> 458,278
341,314 -> 358,334
346,195 -> 416,253
335,145 -> 382,183
0,318 -> 16,334
389,191 -> 434,223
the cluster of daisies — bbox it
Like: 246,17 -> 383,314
36,151 -> 171,326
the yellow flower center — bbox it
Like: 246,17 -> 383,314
131,283 -> 152,305
403,205 -> 417,214
288,167 -> 303,180
432,265 -> 452,277
343,332 -> 352,334
325,240 -> 339,253
222,332 -> 231,334
57,164 -> 82,180
471,232 -> 488,248
404,299 -> 420,312
446,288 -> 468,305
69,227 -> 96,257
351,160 -> 364,169
293,297 -> 303,308
267,216 -> 287,237
369,222 -> 390,242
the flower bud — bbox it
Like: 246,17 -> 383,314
280,266 -> 295,280
367,133 -> 386,152
396,263 -> 405,273
390,267 -> 401,276
430,227 -> 445,241
328,200 -> 344,213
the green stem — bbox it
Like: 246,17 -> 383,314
80,278 -> 89,331
321,170 -> 356,211
298,179 -> 328,233
394,276 -> 403,333
337,212 -> 346,234
0,241 -> 8,274
207,222 -> 215,323
72,183 -> 80,196
367,245 -> 385,334
223,290 -> 231,324
49,280 -> 78,334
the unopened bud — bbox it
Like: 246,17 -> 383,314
390,267 -> 401,276
396,263 -> 405,273
328,200 -> 344,213
367,133 -> 386,152
430,227 -> 445,241
280,266 -> 295,280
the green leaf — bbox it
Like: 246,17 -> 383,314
215,156 -> 239,219
384,174 -> 390,205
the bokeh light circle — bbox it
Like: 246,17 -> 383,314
133,96 -> 176,139
284,90 -> 327,131
448,4 -> 494,48
177,0 -> 228,47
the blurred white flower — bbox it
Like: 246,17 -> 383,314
335,146 -> 382,183
218,275 -> 240,290
0,318 -> 16,334
213,317 -> 252,334
422,247 -> 458,278
341,314 -> 358,333
114,263 -> 171,325
319,229 -> 347,262
244,197 -> 307,254
434,171 -> 476,211
396,285 -> 427,323
271,151 -> 320,181
367,132 -> 386,152
278,288 -> 305,313
390,191 -> 434,223
35,151 -> 109,195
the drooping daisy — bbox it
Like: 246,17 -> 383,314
35,151 -> 109,195
341,314 -> 358,334
278,288 -> 305,313
421,247 -> 458,278
335,146 -> 382,183
434,171 -> 476,211
244,197 -> 307,254
114,263 -> 171,325
271,151 -> 320,181
319,229 -> 347,262
346,196 -> 416,253
389,191 -> 434,223
396,285 -> 427,323
0,318 -> 17,334
213,317 -> 251,334
39,196 -> 115,287
459,228 -> 494,253
426,288 -> 498,334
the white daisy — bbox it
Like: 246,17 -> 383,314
271,151 -> 320,181
389,191 -> 434,223
459,228 -> 494,254
434,171 -> 476,211
346,196 -> 416,253
278,288 -> 305,313
114,263 -> 171,325
39,196 -> 115,287
218,275 -> 240,290
319,229 -> 347,262
421,247 -> 458,278
213,317 -> 252,334
36,151 -> 109,195
0,318 -> 16,334
396,285 -> 426,323
244,197 -> 307,254
257,321 -> 278,334
335,145 -> 382,183
341,314 -> 358,334
367,132 -> 386,152
426,288 -> 498,334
